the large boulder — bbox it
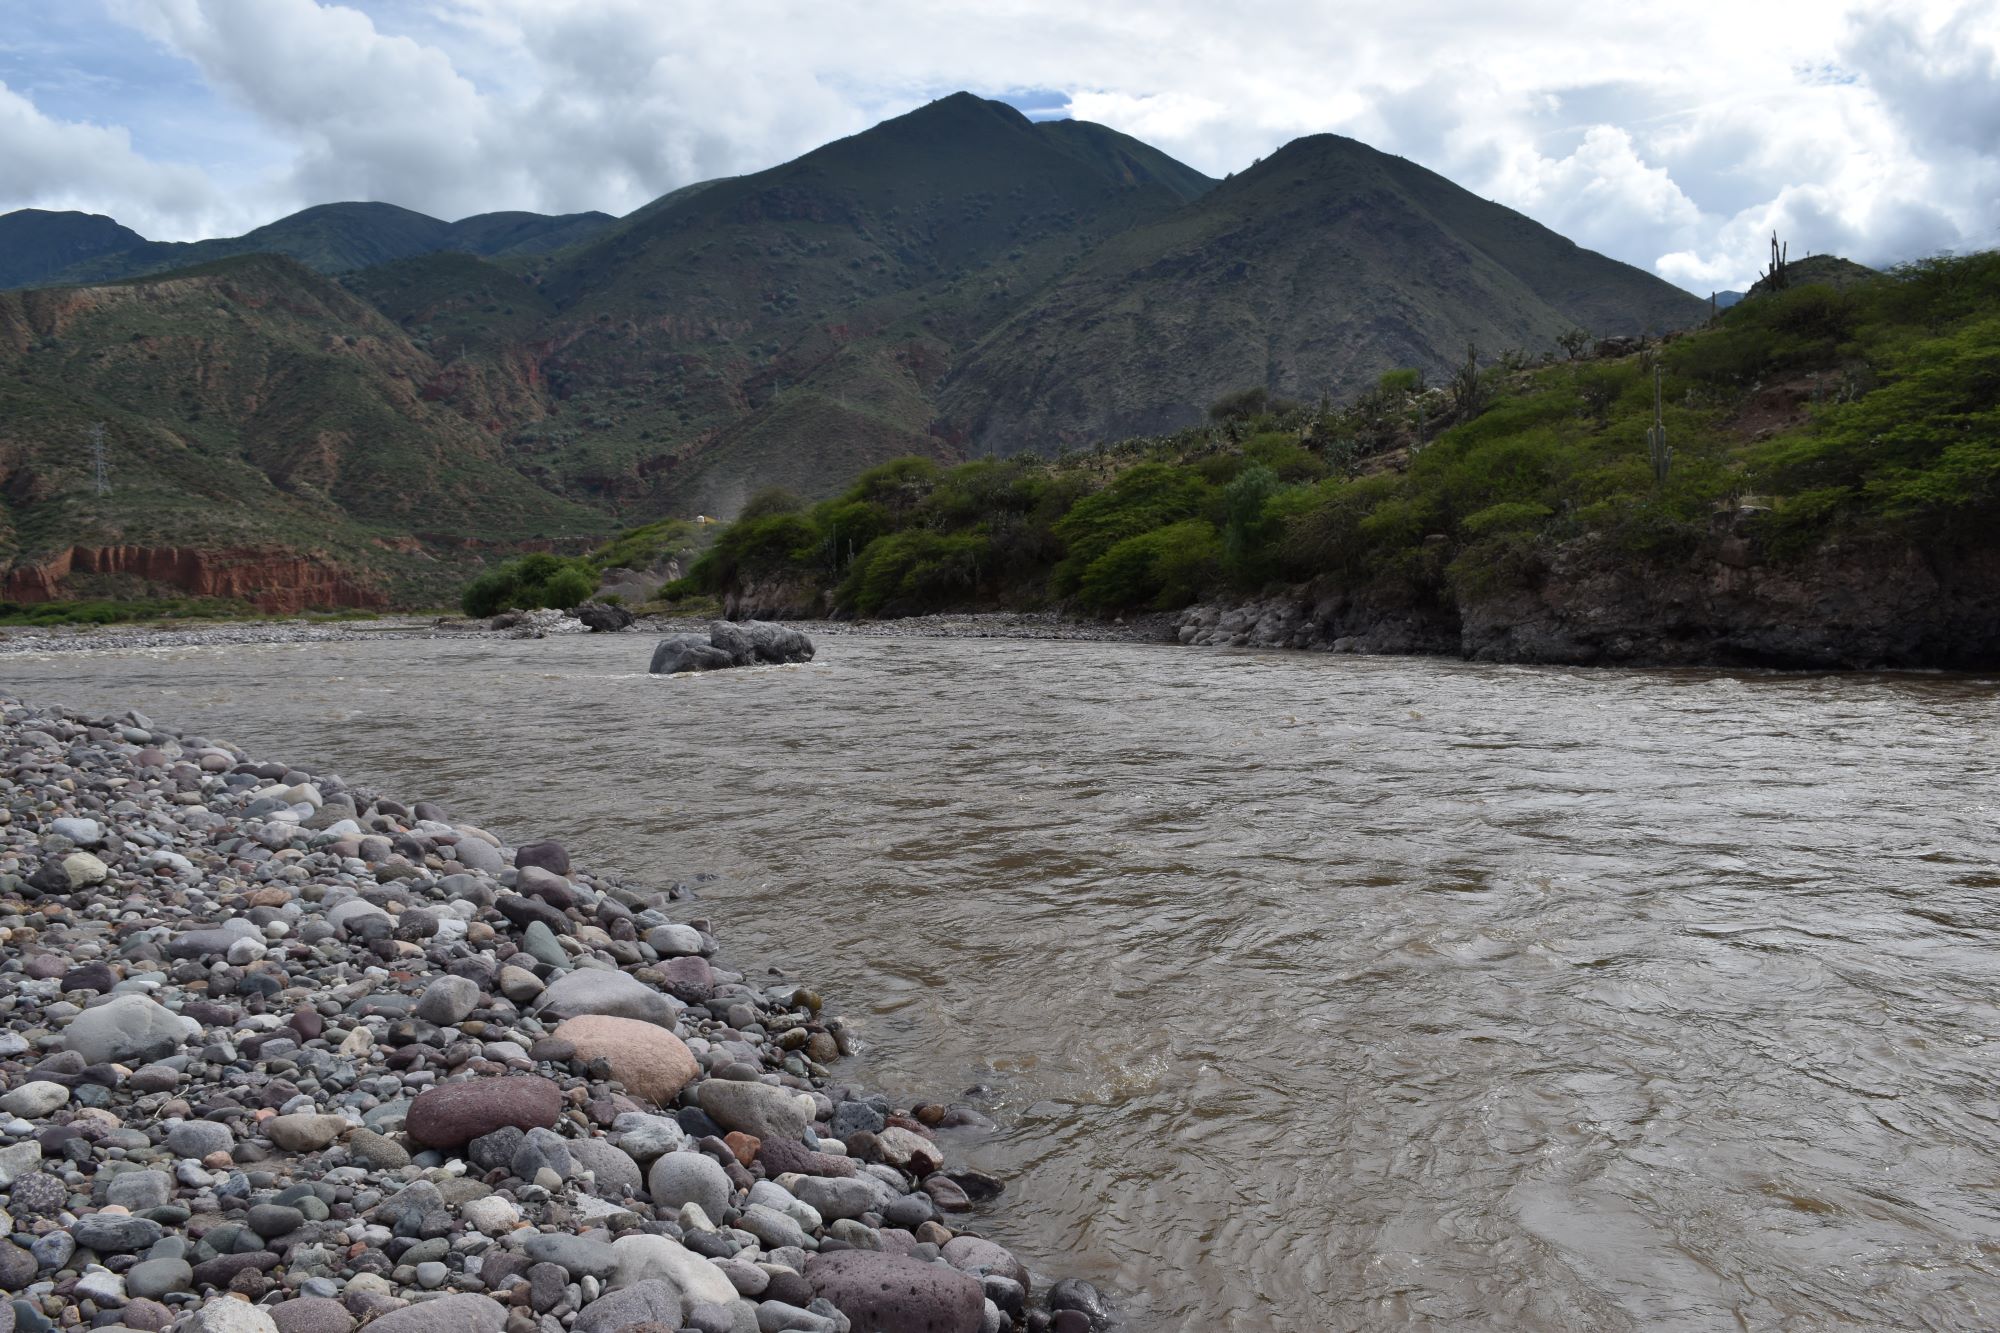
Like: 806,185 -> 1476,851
737,620 -> 815,664
649,636 -> 735,675
404,1077 -> 563,1149
573,601 -> 636,633
806,1250 -> 985,1333
551,1015 -> 699,1105
650,621 -> 815,675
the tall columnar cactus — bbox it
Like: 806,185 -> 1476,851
1646,364 -> 1671,485
1762,231 -> 1789,290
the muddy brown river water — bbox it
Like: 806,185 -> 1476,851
6,632 -> 2000,1330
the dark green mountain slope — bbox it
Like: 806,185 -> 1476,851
4,202 -> 617,288
0,211 -> 148,289
511,93 -> 1217,512
938,135 -> 1709,452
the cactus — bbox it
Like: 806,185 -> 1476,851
1646,364 -> 1671,485
1761,231 -> 1789,290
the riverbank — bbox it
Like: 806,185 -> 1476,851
0,612 -> 1176,657
0,695 -> 1110,1333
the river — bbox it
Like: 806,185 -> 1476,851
5,631 -> 1999,1330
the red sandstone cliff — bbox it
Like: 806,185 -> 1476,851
2,546 -> 385,614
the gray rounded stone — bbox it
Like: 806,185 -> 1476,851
695,1080 -> 811,1142
414,976 -> 480,1026
164,1122 -> 234,1159
60,996 -> 191,1067
123,1258 -> 193,1300
537,970 -> 683,1029
568,1138 -> 643,1201
647,1151 -> 731,1220
268,1298 -> 354,1333
360,1294 -> 506,1333
572,1280 -> 683,1333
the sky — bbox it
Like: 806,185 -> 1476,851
1,0 -> 1995,293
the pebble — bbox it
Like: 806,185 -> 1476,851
123,1258 -> 193,1300
265,1114 -> 349,1153
414,975 -> 481,1026
698,1079 -> 814,1141
59,995 -> 190,1066
648,1151 -> 733,1219
268,1297 -> 355,1333
404,1077 -> 562,1149
551,1014 -> 699,1105
164,1121 -> 234,1158
0,1083 -> 67,1118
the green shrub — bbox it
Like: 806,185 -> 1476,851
684,513 -> 819,591
1076,519 -> 1220,611
1051,463 -> 1210,593
657,247 -> 2000,620
840,531 -> 990,615
1208,386 -> 1269,422
1459,501 -> 1552,538
592,517 -> 703,572
460,553 -> 600,617
1242,433 -> 1327,483
1221,464 -> 1281,581
737,487 -> 806,521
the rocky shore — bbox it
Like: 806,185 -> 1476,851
0,613 -> 1170,659
0,624 -> 432,658
0,696 -> 1113,1333
1172,530 -> 2000,669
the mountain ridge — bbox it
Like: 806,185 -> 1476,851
0,202 -> 618,290
0,93 -> 1717,604
938,132 -> 1706,450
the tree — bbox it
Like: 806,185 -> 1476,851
1448,343 -> 1490,419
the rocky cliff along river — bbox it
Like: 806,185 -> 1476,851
5,631 -> 1999,1331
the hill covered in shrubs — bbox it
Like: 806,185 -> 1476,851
653,251 -> 2000,667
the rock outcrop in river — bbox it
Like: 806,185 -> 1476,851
0,696 -> 1101,1333
650,624 -> 815,676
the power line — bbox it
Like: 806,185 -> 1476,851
88,423 -> 111,495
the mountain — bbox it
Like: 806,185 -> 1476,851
0,211 -> 149,289
0,253 -> 608,606
509,92 -> 1218,512
1,202 -> 618,288
0,93 -> 1725,605
937,134 -> 1710,451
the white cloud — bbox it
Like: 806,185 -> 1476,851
3,0 -> 1993,290
0,78 -> 226,234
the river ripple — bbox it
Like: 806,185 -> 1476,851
6,634 -> 2000,1331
